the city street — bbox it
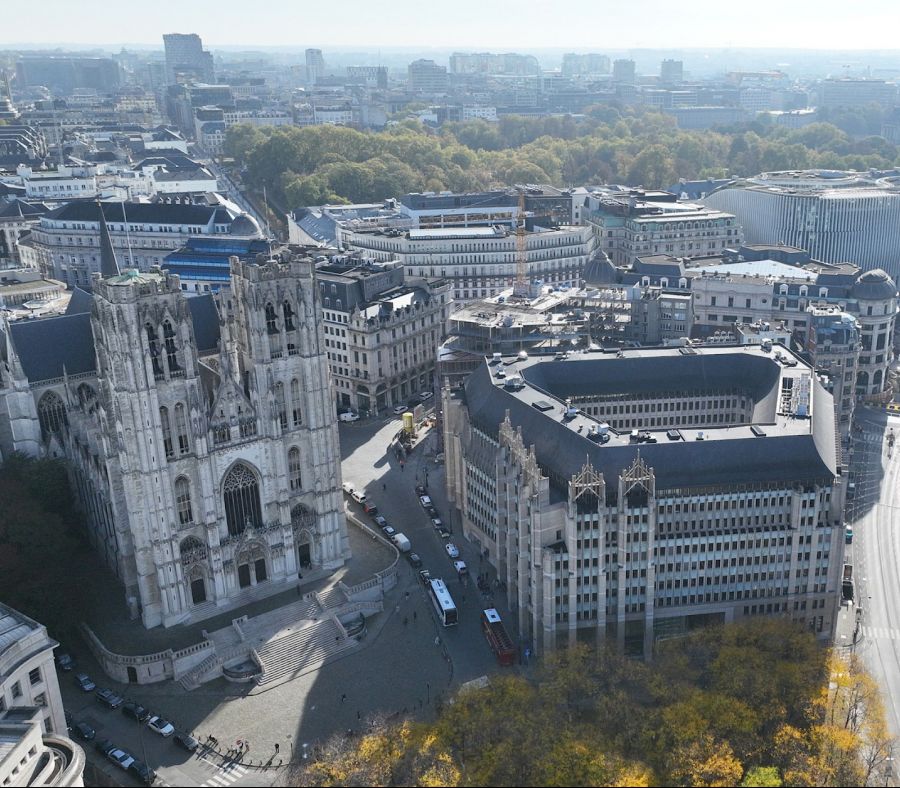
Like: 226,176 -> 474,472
847,406 -> 900,737
61,411 -> 509,787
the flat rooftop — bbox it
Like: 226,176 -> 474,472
463,344 -> 837,490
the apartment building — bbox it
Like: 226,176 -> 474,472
316,259 -> 451,413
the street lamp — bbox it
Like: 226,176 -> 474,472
302,742 -> 309,761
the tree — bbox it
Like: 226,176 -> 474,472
626,144 -> 677,188
740,766 -> 782,787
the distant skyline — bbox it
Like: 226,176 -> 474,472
3,0 -> 900,51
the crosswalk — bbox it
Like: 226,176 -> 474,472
198,761 -> 250,787
860,626 -> 900,641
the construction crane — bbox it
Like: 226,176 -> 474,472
512,189 -> 530,299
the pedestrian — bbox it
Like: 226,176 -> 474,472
403,616 -> 408,626
341,693 -> 347,703
413,610 -> 417,622
357,710 -> 361,721
383,483 -> 386,491
275,743 -> 280,753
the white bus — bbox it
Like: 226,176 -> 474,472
428,578 -> 458,627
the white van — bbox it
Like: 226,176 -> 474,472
339,411 -> 360,423
392,533 -> 411,552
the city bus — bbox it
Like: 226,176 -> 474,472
428,578 -> 458,626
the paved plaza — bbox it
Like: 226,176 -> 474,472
66,412 -> 514,786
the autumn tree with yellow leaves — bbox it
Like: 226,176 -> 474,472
284,619 -> 893,787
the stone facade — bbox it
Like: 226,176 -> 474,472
0,250 -> 350,629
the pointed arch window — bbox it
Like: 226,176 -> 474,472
37,391 -> 67,438
160,406 -> 174,459
265,302 -> 279,334
290,379 -> 302,426
174,403 -> 190,455
175,476 -> 194,525
274,382 -> 287,431
283,300 -> 296,332
288,447 -> 302,491
146,323 -> 162,377
163,320 -> 180,372
223,463 -> 262,537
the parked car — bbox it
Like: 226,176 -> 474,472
415,484 -> 426,496
373,515 -> 387,528
453,560 -> 469,577
350,490 -> 367,505
845,526 -> 854,544
407,552 -> 423,568
94,738 -> 115,756
338,411 -> 360,423
419,390 -> 434,401
147,715 -> 175,737
363,501 -> 378,515
407,396 -> 423,408
847,482 -> 857,500
106,747 -> 135,770
71,721 -> 96,741
425,505 -> 438,519
418,495 -> 433,508
418,569 -> 433,587
437,527 -> 452,540
74,673 -> 95,692
393,404 -> 408,416
172,731 -> 199,752
431,518 -> 444,530
56,652 -> 75,672
382,525 -> 397,540
128,760 -> 157,786
445,543 -> 460,559
96,688 -> 124,709
122,702 -> 151,723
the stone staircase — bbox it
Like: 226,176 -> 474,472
315,586 -> 347,612
254,618 -> 357,687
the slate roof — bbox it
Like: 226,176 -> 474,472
64,287 -> 94,315
463,349 -> 837,491
45,201 -> 233,226
187,294 -> 220,354
9,313 -> 96,382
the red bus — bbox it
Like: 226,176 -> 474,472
481,608 -> 515,666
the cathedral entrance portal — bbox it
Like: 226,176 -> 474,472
191,576 -> 207,604
236,543 -> 267,589
291,504 -> 316,570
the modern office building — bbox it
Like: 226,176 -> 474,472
612,59 -> 636,84
702,170 -> 900,280
819,78 -> 897,109
408,60 -> 450,94
305,49 -> 325,86
15,57 -> 121,93
346,66 -> 388,89
163,33 -> 215,85
660,59 -> 684,85
316,258 -> 451,413
162,236 -> 273,292
443,345 -> 845,657
0,242 -> 350,629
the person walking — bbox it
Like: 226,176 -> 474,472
341,693 -> 347,703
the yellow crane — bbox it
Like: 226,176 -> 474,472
512,189 -> 530,299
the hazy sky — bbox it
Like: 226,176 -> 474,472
3,0 -> 899,50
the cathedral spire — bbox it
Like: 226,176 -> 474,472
98,202 -> 120,279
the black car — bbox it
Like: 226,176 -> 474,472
418,568 -> 432,586
407,552 -> 423,568
122,701 -> 151,723
172,730 -> 199,752
128,759 -> 157,786
71,721 -> 96,741
94,738 -> 115,756
95,688 -> 124,709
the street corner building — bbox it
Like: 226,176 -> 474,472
0,242 -> 350,629
443,345 -> 845,657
